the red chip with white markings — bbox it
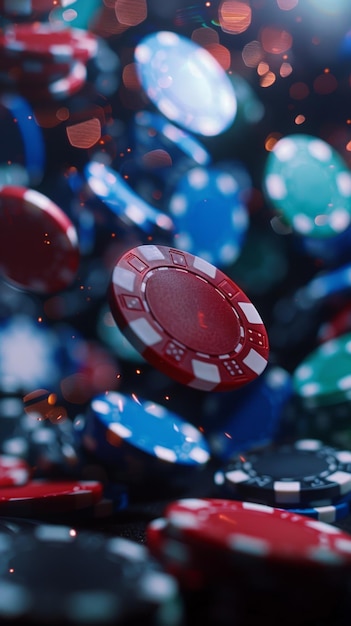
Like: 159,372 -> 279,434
0,480 -> 103,516
0,22 -> 97,64
163,498 -> 351,569
109,245 -> 269,391
0,186 -> 80,294
0,0 -> 77,15
19,60 -> 87,102
0,454 -> 31,487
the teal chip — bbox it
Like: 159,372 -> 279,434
293,332 -> 351,407
263,134 -> 351,238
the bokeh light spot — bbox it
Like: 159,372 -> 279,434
280,62 -> 293,77
289,81 -> 309,99
265,132 -> 283,151
219,0 -> 252,35
242,40 -> 263,67
66,118 -> 102,149
277,0 -> 298,9
261,26 -> 293,54
313,73 -> 338,95
260,71 -> 276,87
115,0 -> 147,26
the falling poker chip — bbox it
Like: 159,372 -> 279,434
293,332 -> 351,408
0,186 -> 80,294
263,134 -> 351,238
168,165 -> 249,267
109,245 -> 269,391
134,31 -> 237,137
74,391 -> 210,490
0,22 -> 97,65
219,439 -> 351,507
0,526 -> 182,625
84,160 -> 175,236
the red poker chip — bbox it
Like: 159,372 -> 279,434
0,455 -> 31,487
0,186 -> 80,294
146,518 -> 206,589
18,60 -> 87,102
0,480 -> 103,515
0,22 -> 97,64
109,244 -> 269,391
162,498 -> 351,569
0,0 -> 77,15
0,57 -> 74,87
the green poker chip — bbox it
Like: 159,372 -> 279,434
293,332 -> 351,408
263,134 -> 351,238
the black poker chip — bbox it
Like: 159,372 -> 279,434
218,439 -> 351,507
0,525 -> 182,625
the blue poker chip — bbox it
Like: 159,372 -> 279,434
282,497 -> 351,523
74,391 -> 210,491
133,111 -> 211,181
297,262 -> 351,305
134,31 -> 237,137
204,366 -> 293,461
0,94 -> 45,186
84,160 -> 175,236
168,165 -> 249,267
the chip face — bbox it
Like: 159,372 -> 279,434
263,134 -> 351,238
109,245 -> 269,391
221,439 -> 351,506
134,31 -> 237,137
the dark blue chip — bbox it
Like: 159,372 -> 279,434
204,366 -> 293,461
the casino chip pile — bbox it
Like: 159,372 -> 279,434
2,4 -> 351,626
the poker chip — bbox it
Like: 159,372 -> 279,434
0,454 -> 30,487
133,111 -> 211,187
0,0 -> 77,15
134,31 -> 237,137
18,60 -> 87,102
161,498 -> 351,569
293,332 -> 351,408
74,391 -> 210,489
168,165 -> 249,267
0,22 -> 97,64
263,134 -> 351,238
281,498 -> 351,523
0,526 -> 182,625
219,439 -> 351,506
0,479 -> 103,516
109,244 -> 269,391
298,262 -> 351,307
84,160 -> 175,235
0,186 -> 80,294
